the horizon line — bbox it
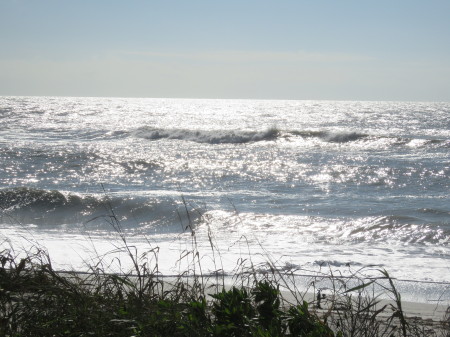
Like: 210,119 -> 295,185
1,94 -> 448,104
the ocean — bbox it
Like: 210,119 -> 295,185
1,96 -> 449,302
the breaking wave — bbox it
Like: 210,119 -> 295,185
199,211 -> 449,246
338,215 -> 450,245
132,127 -> 448,148
133,127 -> 280,144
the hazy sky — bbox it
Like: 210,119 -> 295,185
1,1 -> 449,101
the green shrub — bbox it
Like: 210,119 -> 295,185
253,280 -> 285,335
211,287 -> 255,336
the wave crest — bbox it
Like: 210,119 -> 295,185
291,130 -> 368,143
133,127 -> 280,144
0,187 -> 201,232
0,187 -> 88,209
131,127 -> 448,149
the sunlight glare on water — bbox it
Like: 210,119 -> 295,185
0,97 -> 449,295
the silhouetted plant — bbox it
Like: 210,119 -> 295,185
211,287 -> 255,336
253,280 -> 286,335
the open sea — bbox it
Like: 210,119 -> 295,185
1,96 -> 449,302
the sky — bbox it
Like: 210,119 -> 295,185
1,0 -> 449,101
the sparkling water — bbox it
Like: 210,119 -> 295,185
1,96 -> 449,301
